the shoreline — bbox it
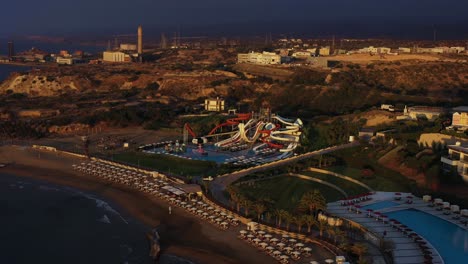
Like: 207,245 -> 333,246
0,145 -> 274,264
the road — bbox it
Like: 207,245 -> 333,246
210,142 -> 359,205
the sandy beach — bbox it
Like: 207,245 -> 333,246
0,145 -> 280,264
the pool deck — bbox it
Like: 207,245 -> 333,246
327,192 -> 457,264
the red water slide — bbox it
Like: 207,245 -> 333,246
184,123 -> 197,138
207,113 -> 251,135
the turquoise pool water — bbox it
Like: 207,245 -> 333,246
386,209 -> 467,264
362,200 -> 399,211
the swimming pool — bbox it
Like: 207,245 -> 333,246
386,209 -> 467,264
362,200 -> 399,211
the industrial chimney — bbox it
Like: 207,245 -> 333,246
137,25 -> 143,56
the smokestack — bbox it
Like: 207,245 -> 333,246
138,25 -> 143,55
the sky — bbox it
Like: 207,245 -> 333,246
1,0 -> 467,38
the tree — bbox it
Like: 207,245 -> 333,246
252,203 -> 267,221
318,218 -> 328,237
302,215 -> 317,233
275,209 -> 288,227
351,243 -> 368,263
283,212 -> 294,231
226,185 -> 241,212
299,189 -> 327,216
240,198 -> 253,216
294,216 -> 305,233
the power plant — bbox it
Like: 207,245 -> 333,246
138,25 -> 143,59
103,25 -> 143,63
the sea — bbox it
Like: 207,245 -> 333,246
0,173 -> 193,264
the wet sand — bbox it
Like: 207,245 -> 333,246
0,145 -> 274,264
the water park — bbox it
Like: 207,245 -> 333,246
139,110 -> 303,166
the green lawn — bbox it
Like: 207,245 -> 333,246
237,176 -> 345,212
325,146 -> 415,192
300,171 -> 370,196
112,151 -> 218,177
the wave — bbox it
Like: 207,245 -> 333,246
68,189 -> 129,224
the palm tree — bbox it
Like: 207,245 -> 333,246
326,226 -> 337,242
302,215 -> 317,233
226,186 -> 240,212
265,211 -> 273,223
351,243 -> 368,263
283,212 -> 294,231
299,189 -> 326,216
293,216 -> 305,233
252,203 -> 267,221
317,218 -> 327,237
240,198 -> 253,217
274,209 -> 287,227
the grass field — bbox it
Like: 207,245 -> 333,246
300,171 -> 370,196
237,176 -> 344,212
112,151 -> 219,177
326,146 -> 416,192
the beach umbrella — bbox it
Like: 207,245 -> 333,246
207,206 -> 214,210
247,234 -> 254,238
266,246 -> 274,250
220,212 -> 227,216
310,261 -> 319,264
303,247 -> 312,252
226,215 -> 234,219
284,246 -> 293,251
280,255 -> 289,259
325,259 -> 334,263
271,238 -> 279,242
202,212 -> 209,216
295,242 -> 304,247
273,250 -> 281,255
292,251 -> 301,256
282,234 -> 289,238
259,242 -> 268,247
215,218 -> 223,222
253,238 -> 261,243
240,230 -> 248,234
264,234 -> 272,238
180,202 -> 187,205
220,222 -> 228,226
277,242 -> 286,247
289,238 -> 297,243
257,230 -> 265,235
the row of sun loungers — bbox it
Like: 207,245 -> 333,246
72,161 -> 239,230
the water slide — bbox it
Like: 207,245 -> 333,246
269,116 -> 303,152
208,113 -> 251,135
214,119 -> 255,147
238,121 -> 264,143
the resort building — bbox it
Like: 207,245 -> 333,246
404,106 -> 446,121
204,98 -> 225,112
451,106 -> 468,130
56,57 -> 75,65
441,142 -> 468,183
237,51 -> 282,65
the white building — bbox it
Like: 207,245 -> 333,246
120,43 -> 137,51
204,98 -> 225,112
103,51 -> 132,62
237,51 -> 281,65
56,57 -> 74,65
441,142 -> 468,183
359,46 -> 391,54
404,106 -> 446,121
292,51 -> 312,58
319,47 -> 330,56
398,47 -> 412,53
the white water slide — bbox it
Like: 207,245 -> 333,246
270,116 -> 303,152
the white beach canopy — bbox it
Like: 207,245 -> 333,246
451,205 -> 460,212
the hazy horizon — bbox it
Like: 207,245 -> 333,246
2,0 -> 468,40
